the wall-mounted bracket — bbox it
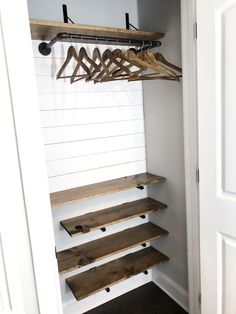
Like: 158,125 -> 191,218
140,215 -> 146,219
100,227 -> 106,232
105,287 -> 110,293
74,225 -> 83,231
125,13 -> 139,31
62,4 -> 75,24
143,270 -> 148,275
136,185 -> 144,190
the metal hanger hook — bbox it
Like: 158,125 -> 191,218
141,40 -> 145,52
148,40 -> 152,51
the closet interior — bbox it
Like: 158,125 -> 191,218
28,0 -> 187,313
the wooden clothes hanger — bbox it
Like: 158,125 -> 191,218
128,72 -> 180,82
153,52 -> 182,74
96,48 -> 145,83
57,42 -> 182,83
96,48 -> 180,83
56,45 -> 93,83
137,51 -> 177,77
85,47 -> 110,82
93,48 -> 134,83
70,47 -> 100,83
56,46 -> 78,79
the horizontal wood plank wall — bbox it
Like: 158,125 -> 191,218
33,41 -> 146,193
33,40 -> 150,313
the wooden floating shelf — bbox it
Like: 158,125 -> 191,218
57,222 -> 168,274
60,197 -> 167,237
30,19 -> 164,42
50,172 -> 166,208
66,247 -> 169,301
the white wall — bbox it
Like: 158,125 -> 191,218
137,0 -> 188,294
27,0 -> 138,28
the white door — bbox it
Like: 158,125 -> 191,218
197,0 -> 236,313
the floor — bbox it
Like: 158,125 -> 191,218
85,282 -> 188,314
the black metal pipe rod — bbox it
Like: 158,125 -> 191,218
45,32 -> 161,48
39,32 -> 161,55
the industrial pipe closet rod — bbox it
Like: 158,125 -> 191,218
38,32 -> 161,56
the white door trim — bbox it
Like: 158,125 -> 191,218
0,0 -> 63,313
181,0 -> 201,313
0,0 -> 200,312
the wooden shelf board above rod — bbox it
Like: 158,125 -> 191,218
50,172 -> 166,208
30,19 -> 164,42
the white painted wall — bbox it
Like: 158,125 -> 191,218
137,0 -> 188,296
27,0 -> 138,28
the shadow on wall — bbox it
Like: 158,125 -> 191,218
137,0 -> 181,65
137,0 -> 180,32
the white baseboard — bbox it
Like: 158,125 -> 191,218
152,269 -> 189,312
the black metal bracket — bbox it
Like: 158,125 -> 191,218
100,227 -> 106,232
62,4 -> 75,24
141,243 -> 147,247
136,185 -> 144,190
105,287 -> 110,293
125,13 -> 139,31
140,215 -> 146,219
143,270 -> 148,275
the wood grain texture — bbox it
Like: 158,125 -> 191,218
66,247 -> 169,301
57,223 -> 168,273
50,172 -> 166,208
60,197 -> 167,237
30,19 -> 164,42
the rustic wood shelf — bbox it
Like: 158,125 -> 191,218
57,222 -> 168,273
66,247 -> 169,301
60,198 -> 167,237
50,173 -> 166,208
30,19 -> 164,42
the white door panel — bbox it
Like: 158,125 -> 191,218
197,0 -> 236,313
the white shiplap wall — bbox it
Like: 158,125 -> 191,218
33,41 -> 146,192
33,40 -> 151,313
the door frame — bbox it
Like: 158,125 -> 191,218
181,0 -> 201,313
0,0 -> 200,313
